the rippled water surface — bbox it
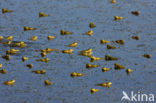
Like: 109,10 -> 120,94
0,0 -> 156,103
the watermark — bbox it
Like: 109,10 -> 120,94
121,91 -> 155,102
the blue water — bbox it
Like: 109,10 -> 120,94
0,0 -> 156,103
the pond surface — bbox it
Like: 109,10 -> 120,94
0,0 -> 156,103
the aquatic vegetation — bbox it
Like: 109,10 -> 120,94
44,80 -> 52,85
36,58 -> 50,63
86,63 -> 100,68
115,40 -> 125,45
71,72 -> 84,77
30,36 -> 37,41
0,69 -> 7,74
131,11 -> 140,16
7,49 -> 19,54
39,12 -> 50,17
22,56 -> 28,62
96,82 -> 112,87
142,54 -> 151,59
132,36 -> 139,40
62,49 -> 74,54
89,22 -> 96,28
114,16 -> 125,21
105,55 -> 118,61
2,54 -> 11,60
61,30 -> 73,35
67,42 -> 77,47
24,26 -> 37,31
101,39 -> 110,44
47,35 -> 55,40
0,64 -> 2,68
91,88 -> 99,94
2,8 -> 13,13
102,67 -> 111,72
107,44 -> 117,49
4,80 -> 15,85
114,63 -> 125,70
32,69 -> 46,74
126,69 -> 133,74
26,64 -> 33,69
5,36 -> 13,40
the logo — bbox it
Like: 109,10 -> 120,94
121,91 -> 155,102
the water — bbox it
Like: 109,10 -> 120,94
0,0 -> 156,103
